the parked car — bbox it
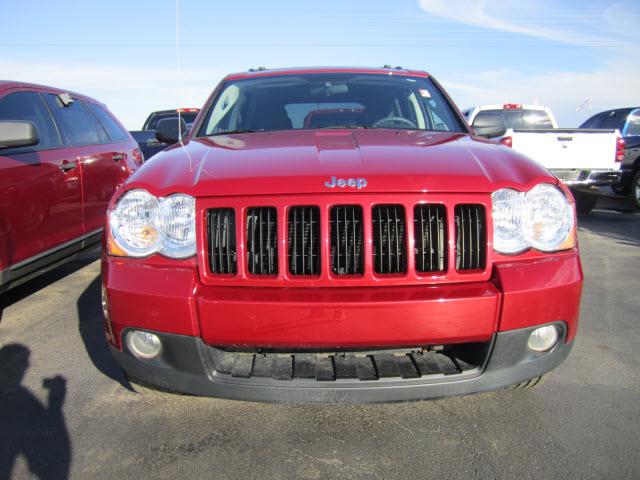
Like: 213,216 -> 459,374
579,107 -> 640,209
129,108 -> 200,160
0,81 -> 142,293
103,67 -> 582,403
464,104 -> 623,214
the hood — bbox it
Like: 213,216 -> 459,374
127,129 -> 555,197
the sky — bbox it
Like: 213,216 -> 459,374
1,0 -> 638,129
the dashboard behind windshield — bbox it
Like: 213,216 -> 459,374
198,73 -> 466,136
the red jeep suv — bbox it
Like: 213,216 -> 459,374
102,67 -> 583,402
0,81 -> 142,293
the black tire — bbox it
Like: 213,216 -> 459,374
633,170 -> 640,210
611,182 -> 630,195
573,191 -> 598,215
506,375 -> 547,390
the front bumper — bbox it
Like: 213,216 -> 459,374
103,251 -> 582,402
551,169 -> 621,190
112,322 -> 572,403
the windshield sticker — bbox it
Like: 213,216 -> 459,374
418,89 -> 431,98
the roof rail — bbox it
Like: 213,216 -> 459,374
248,66 -> 267,72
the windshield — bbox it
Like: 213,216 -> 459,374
472,109 -> 553,130
198,73 -> 465,136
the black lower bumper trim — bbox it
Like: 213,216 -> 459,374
111,322 -> 571,403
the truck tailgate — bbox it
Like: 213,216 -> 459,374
510,128 -> 619,170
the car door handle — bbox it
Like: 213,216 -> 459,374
112,153 -> 125,162
59,161 -> 77,172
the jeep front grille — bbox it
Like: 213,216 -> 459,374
204,195 -> 490,284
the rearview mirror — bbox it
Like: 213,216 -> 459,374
0,121 -> 39,150
472,113 -> 506,139
156,117 -> 188,144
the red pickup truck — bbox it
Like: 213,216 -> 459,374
0,81 -> 141,293
102,67 -> 583,402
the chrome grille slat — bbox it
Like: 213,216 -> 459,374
372,205 -> 406,274
330,205 -> 363,275
414,204 -> 446,272
208,208 -> 237,274
288,206 -> 321,275
247,207 -> 278,275
455,204 -> 486,270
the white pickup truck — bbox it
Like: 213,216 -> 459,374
463,104 -> 623,213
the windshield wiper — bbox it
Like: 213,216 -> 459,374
210,129 -> 264,136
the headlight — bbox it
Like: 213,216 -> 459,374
109,189 -> 160,257
109,190 -> 196,258
523,184 -> 574,252
491,188 -> 527,253
492,183 -> 574,254
158,194 -> 196,258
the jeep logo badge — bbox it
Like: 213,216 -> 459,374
324,176 -> 367,189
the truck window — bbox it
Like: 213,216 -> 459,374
625,110 -> 640,137
200,73 -> 465,135
86,102 -> 129,142
0,92 -> 61,150
43,94 -> 103,146
579,113 -> 605,129
145,112 -> 199,130
473,109 -> 553,130
600,110 -> 627,132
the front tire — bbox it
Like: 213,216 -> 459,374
633,170 -> 640,210
573,191 -> 598,215
611,182 -> 630,195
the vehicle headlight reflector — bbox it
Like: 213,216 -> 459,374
109,189 -> 160,257
524,184 -> 574,252
491,188 -> 527,253
492,184 -> 574,254
158,194 -> 196,258
109,190 -> 196,259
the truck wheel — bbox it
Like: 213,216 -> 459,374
573,191 -> 598,215
611,182 -> 630,195
633,170 -> 640,210
507,375 -> 547,390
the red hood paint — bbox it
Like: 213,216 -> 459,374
125,129 -> 555,197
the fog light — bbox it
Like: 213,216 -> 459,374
527,325 -> 558,352
126,330 -> 162,360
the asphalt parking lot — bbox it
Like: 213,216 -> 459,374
1,196 -> 639,480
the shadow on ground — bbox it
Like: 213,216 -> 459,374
77,275 -> 132,391
578,195 -> 640,248
0,344 -> 71,480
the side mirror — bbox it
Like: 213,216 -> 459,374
0,121 -> 39,150
472,113 -> 506,139
156,117 -> 188,144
